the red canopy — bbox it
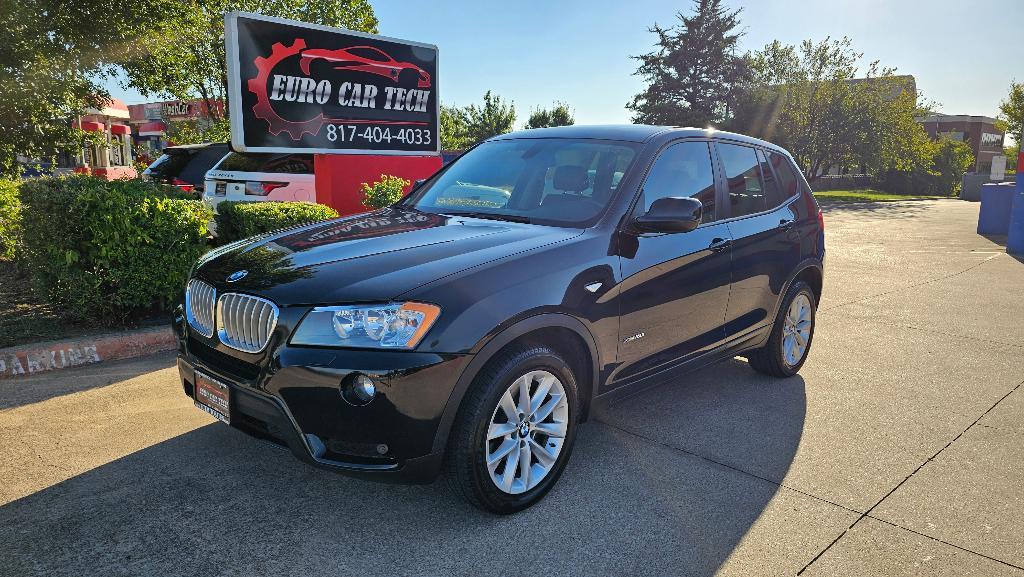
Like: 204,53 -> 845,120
138,121 -> 166,136
110,124 -> 131,135
75,120 -> 105,132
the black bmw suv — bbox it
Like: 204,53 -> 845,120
176,125 -> 825,514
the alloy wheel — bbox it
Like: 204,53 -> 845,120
781,293 -> 813,367
484,370 -> 569,495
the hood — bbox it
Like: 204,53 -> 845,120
195,207 -> 582,305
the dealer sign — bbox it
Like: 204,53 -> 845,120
225,12 -> 439,154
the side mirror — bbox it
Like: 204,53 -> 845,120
634,197 -> 702,233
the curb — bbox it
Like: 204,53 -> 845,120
0,326 -> 177,380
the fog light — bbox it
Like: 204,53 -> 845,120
342,373 -> 376,406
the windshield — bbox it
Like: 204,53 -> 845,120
405,138 -> 638,227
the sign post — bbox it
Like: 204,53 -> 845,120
225,11 -> 440,155
1008,152 -> 1024,255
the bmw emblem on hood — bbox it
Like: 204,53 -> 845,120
226,270 -> 248,283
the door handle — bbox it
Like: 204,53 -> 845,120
709,237 -> 732,252
778,218 -> 795,230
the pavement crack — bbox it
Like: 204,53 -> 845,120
821,253 -> 1003,313
845,319 -> 1024,350
797,377 -> 1024,575
864,516 -> 1024,572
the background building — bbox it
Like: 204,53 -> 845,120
917,114 -> 1005,173
48,98 -> 136,179
127,99 -> 225,158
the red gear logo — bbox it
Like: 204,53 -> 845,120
248,39 -> 326,140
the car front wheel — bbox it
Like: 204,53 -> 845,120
445,346 -> 579,514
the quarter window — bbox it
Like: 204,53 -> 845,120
718,143 -> 765,218
639,141 -> 716,223
766,150 -> 800,200
758,149 -> 784,208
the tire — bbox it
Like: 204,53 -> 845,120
445,345 -> 580,514
746,280 -> 817,377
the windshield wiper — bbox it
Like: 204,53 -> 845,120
444,211 -> 531,224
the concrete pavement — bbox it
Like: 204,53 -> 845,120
1,199 -> 1022,576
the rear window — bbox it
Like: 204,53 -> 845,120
146,153 -> 190,180
215,152 -> 313,174
177,146 -> 228,186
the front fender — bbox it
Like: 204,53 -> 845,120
428,312 -> 601,456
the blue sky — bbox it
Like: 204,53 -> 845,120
106,0 -> 1024,129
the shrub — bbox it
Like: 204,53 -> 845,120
932,139 -> 974,196
18,175 -> 212,322
878,138 -> 975,197
214,201 -> 339,242
360,174 -> 410,209
0,179 -> 21,261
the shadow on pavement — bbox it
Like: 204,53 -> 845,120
0,358 -> 805,577
0,352 -> 176,410
979,235 -> 1024,265
818,199 -> 939,219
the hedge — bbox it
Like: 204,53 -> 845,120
214,201 -> 339,242
18,176 -> 212,322
0,179 -> 20,261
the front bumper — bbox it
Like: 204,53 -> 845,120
177,323 -> 472,484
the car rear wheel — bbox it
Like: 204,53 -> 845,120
445,346 -> 579,514
746,280 -> 817,377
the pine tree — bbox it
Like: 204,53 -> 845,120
627,0 -> 748,127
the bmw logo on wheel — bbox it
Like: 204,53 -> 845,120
226,270 -> 248,283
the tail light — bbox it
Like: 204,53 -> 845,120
817,208 -> 824,232
245,181 -> 287,196
170,178 -> 195,193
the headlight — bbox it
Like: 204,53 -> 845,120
291,302 -> 441,349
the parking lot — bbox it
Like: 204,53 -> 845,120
1,199 -> 1022,576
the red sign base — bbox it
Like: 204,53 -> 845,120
314,154 -> 443,216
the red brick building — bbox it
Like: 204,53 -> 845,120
918,114 -> 1005,174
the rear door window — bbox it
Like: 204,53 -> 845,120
718,143 -> 765,218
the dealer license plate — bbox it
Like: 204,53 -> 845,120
194,372 -> 231,424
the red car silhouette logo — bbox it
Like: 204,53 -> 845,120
299,45 -> 431,88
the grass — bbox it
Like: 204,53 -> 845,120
0,261 -> 100,349
813,189 -> 948,203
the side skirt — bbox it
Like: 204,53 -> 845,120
593,323 -> 771,408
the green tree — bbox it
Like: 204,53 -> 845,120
462,91 -> 516,145
119,1 -> 378,122
165,117 -> 231,145
733,37 -> 927,181
628,0 -> 748,127
1005,143 -> 1019,175
440,104 -> 472,150
997,81 -> 1024,148
526,103 -> 575,129
0,1 -> 170,176
932,137 -> 974,196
